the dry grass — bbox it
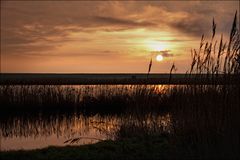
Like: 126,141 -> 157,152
167,11 -> 240,158
0,85 -> 169,115
113,12 -> 240,159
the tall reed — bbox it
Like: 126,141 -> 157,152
169,11 -> 240,159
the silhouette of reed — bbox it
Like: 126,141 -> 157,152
0,85 -> 169,114
112,12 -> 240,159
167,11 -> 240,159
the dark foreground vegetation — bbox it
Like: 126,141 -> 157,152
0,135 -> 172,160
1,13 -> 240,159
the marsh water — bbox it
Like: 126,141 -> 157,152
0,110 -> 119,150
0,85 -> 171,151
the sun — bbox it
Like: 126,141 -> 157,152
156,55 -> 163,61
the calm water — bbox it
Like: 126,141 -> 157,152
0,85 -> 171,151
0,110 -> 119,150
0,110 -> 170,151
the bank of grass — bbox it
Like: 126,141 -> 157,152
167,12 -> 240,159
0,135 -> 173,160
0,85 -> 169,114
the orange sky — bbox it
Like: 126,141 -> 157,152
1,1 -> 239,73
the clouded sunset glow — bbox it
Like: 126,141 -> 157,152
1,1 -> 239,73
145,40 -> 169,51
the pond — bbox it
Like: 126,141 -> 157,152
0,110 -> 119,150
0,110 -> 171,150
0,85 -> 172,150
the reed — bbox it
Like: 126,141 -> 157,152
0,85 -> 169,115
168,11 -> 240,158
113,12 -> 240,159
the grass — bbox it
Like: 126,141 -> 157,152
0,85 -> 170,116
114,11 -> 240,159
164,11 -> 240,159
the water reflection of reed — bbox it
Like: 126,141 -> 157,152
0,109 -> 171,141
0,110 -> 119,139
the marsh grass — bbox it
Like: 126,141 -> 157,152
167,12 -> 240,158
0,85 -> 169,115
110,11 -> 240,159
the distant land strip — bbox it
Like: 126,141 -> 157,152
0,73 -> 239,85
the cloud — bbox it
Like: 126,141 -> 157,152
94,16 -> 156,28
1,25 -> 68,55
170,17 -> 208,37
1,1 -> 239,57
153,38 -> 195,42
151,50 -> 174,57
53,50 -> 123,58
2,44 -> 57,56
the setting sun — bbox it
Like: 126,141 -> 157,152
156,55 -> 163,61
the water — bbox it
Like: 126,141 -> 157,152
0,85 -> 172,151
0,110 -> 171,151
0,110 -> 119,150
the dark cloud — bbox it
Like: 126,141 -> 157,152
57,50 -> 122,57
1,6 -> 44,16
169,11 -> 238,38
81,50 -> 129,58
151,50 -> 174,57
94,16 -> 156,28
153,38 -> 195,42
1,26 -> 66,45
170,17 -> 209,37
1,1 -> 238,57
1,3 -> 157,55
9,50 -> 125,59
2,44 -> 57,56
1,25 -> 69,55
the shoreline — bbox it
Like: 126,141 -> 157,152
1,73 -> 238,85
0,135 -> 172,160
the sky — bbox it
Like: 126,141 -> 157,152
1,1 -> 239,73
